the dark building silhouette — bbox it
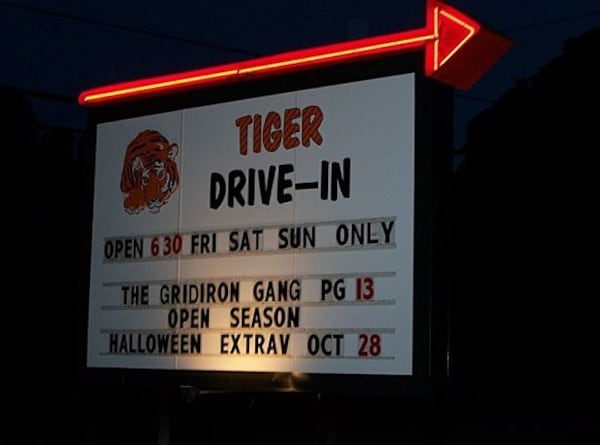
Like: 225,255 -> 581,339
450,27 -> 600,443
4,85 -> 84,444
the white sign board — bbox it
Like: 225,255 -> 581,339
88,73 -> 415,375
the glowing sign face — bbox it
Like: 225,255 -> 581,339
87,73 -> 415,375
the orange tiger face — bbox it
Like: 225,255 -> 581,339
120,130 -> 180,214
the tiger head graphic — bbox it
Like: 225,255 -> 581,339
120,129 -> 180,214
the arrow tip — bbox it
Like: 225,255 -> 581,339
425,0 -> 513,90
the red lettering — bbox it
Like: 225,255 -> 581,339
235,115 -> 252,155
236,106 -> 323,155
263,111 -> 282,152
283,107 -> 301,149
302,105 -> 323,147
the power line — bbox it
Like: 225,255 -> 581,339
499,10 -> 600,32
6,0 -> 596,57
11,86 -> 77,104
0,0 -> 260,57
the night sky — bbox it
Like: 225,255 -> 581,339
2,0 -> 599,146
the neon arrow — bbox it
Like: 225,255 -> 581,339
79,0 -> 511,107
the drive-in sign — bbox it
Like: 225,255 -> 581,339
81,0 -> 509,393
88,73 -> 415,375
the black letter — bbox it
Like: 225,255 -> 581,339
278,164 -> 293,203
210,173 -> 226,209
